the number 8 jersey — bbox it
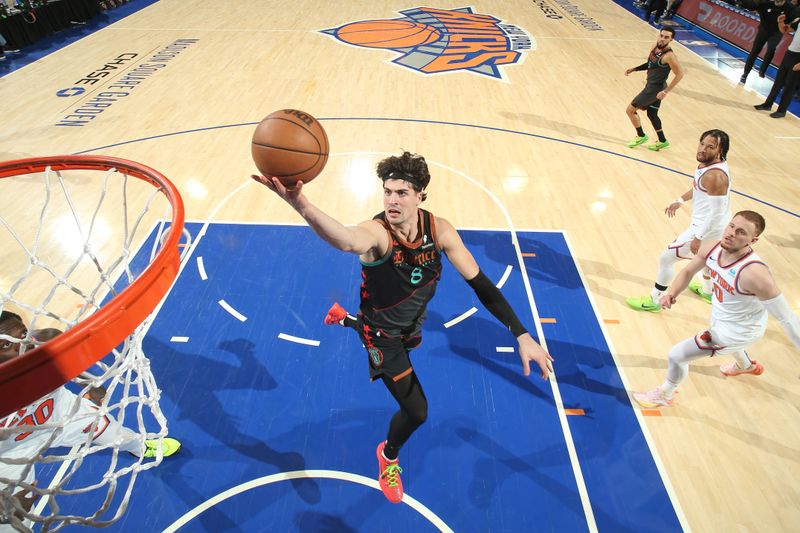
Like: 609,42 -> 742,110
359,209 -> 443,334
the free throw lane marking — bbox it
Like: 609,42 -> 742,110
277,333 -> 321,347
197,256 -> 208,280
496,264 -> 513,289
218,299 -> 247,322
444,307 -> 477,328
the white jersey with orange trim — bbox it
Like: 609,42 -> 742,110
0,387 -> 119,484
706,243 -> 768,346
690,160 -> 731,233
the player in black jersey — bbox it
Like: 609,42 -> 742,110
625,27 -> 684,152
253,152 -> 553,504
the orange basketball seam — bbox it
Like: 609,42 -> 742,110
252,148 -> 326,177
251,142 -> 326,156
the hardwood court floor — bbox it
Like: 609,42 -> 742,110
1,1 -> 798,531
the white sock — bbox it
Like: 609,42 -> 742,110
659,380 -> 677,398
730,350 -> 753,370
650,287 -> 664,302
701,276 -> 712,295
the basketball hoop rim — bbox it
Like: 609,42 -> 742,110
0,155 -> 185,419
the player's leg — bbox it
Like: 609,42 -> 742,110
772,55 -> 800,117
53,394 -> 180,458
626,237 -> 687,312
741,29 -> 768,82
688,267 -> 713,304
633,335 -> 711,407
374,371 -> 427,504
381,372 -> 428,459
626,101 -> 650,147
719,349 -> 764,376
759,32 -> 783,78
652,0 -> 667,22
645,103 -> 669,151
756,56 -> 794,110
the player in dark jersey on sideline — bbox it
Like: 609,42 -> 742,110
625,27 -> 684,151
252,152 -> 553,504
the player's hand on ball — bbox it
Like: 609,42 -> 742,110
518,333 -> 554,380
252,175 -> 306,206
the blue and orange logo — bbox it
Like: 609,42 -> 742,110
320,6 -> 533,79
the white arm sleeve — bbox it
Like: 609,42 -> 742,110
694,195 -> 728,240
762,294 -> 800,349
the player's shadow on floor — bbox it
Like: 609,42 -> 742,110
459,232 -> 587,290
764,232 -> 800,250
671,86 -> 756,110
295,512 -> 358,532
144,336 -> 322,520
499,111 -> 623,145
427,312 -> 636,409
672,406 -> 800,464
454,425 -> 634,531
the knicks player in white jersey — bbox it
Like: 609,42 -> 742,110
627,129 -> 731,312
633,211 -> 800,407
0,311 -> 180,528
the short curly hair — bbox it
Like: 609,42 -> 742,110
376,152 -> 431,202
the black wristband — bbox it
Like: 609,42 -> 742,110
466,270 -> 528,337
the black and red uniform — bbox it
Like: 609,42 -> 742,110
353,208 -> 442,381
631,46 -> 673,110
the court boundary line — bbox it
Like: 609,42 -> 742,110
424,159 -> 599,531
560,231 -> 692,532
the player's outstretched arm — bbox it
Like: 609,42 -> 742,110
625,62 -> 648,76
660,241 -> 714,308
739,265 -> 800,349
252,174 -> 383,255
436,217 -> 554,379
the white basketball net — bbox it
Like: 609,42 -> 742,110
0,163 -> 185,532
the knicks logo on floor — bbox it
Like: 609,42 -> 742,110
320,6 -> 534,80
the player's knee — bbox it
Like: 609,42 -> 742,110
658,248 -> 677,269
407,403 -> 428,428
667,344 -> 687,366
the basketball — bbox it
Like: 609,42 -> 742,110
335,19 -> 441,49
251,109 -> 329,186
